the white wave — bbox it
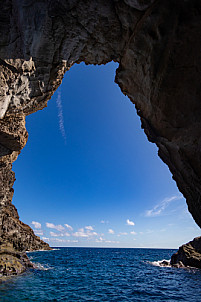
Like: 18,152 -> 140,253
148,259 -> 171,267
26,249 -> 53,253
33,262 -> 54,271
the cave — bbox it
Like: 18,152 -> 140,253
0,0 -> 201,271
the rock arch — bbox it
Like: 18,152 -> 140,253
0,0 -> 201,258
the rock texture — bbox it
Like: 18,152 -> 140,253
171,237 -> 201,268
0,111 -> 51,275
0,243 -> 33,278
0,0 -> 200,273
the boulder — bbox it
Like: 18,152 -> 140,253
0,243 -> 33,278
171,237 -> 201,269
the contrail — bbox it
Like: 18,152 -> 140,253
56,89 -> 67,144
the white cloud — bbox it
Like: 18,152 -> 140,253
56,89 -> 67,144
73,228 -> 89,237
50,231 -> 70,237
145,195 -> 183,217
46,222 -> 65,232
52,238 -> 64,242
108,229 -> 114,234
91,232 -> 98,236
49,239 -> 78,243
31,221 -> 41,229
85,226 -> 93,231
64,224 -> 73,231
34,230 -> 44,236
42,237 -> 49,241
50,231 -> 60,237
49,238 -> 70,243
63,232 -> 70,237
126,219 -> 135,226
73,228 -> 97,238
119,232 -> 128,236
95,237 -> 104,243
100,220 -> 109,224
94,237 -> 119,244
130,231 -> 137,235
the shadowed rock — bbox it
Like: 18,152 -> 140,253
171,237 -> 201,269
0,243 -> 33,278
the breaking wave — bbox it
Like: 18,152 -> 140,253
33,263 -> 54,271
2,248 -> 201,301
148,259 -> 171,267
27,248 -> 60,253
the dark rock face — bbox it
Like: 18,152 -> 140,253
116,0 -> 201,227
0,0 -> 200,274
0,206 -> 51,252
0,117 -> 51,253
171,237 -> 201,269
0,243 -> 33,278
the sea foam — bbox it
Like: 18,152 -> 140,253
33,262 -> 54,271
148,259 -> 171,267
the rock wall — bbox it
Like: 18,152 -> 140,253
0,113 -> 51,253
0,0 -> 200,260
171,237 -> 201,268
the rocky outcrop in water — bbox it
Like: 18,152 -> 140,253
0,243 -> 33,278
171,237 -> 201,269
0,0 -> 200,275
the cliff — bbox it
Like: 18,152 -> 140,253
0,0 -> 200,273
171,237 -> 201,268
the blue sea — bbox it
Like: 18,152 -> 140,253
1,247 -> 201,301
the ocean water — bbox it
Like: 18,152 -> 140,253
1,248 -> 201,301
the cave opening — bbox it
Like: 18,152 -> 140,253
12,62 -> 200,248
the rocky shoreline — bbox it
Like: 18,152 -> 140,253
0,243 -> 52,279
170,236 -> 201,269
0,202 -> 51,279
2,237 -> 201,279
0,243 -> 33,278
155,237 -> 201,269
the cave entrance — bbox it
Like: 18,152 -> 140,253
12,62 -> 200,248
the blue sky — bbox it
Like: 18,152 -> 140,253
13,62 -> 200,248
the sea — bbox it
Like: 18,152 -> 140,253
0,247 -> 201,301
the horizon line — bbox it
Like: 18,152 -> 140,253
47,246 -> 177,250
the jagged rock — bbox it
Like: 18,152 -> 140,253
171,237 -> 201,269
0,117 -> 51,256
0,0 -> 200,276
160,260 -> 170,267
0,243 -> 33,278
0,208 -> 51,252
